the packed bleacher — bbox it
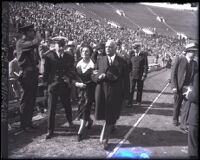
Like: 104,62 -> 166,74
9,2 -> 187,61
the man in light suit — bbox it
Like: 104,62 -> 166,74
171,43 -> 198,128
92,39 -> 129,149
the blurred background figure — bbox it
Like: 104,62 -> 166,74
9,50 -> 21,101
128,42 -> 148,107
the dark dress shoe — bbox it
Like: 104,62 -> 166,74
77,134 -> 83,142
28,124 -> 38,129
111,125 -> 116,133
68,122 -> 74,128
103,141 -> 109,150
86,119 -> 93,129
45,132 -> 54,139
173,121 -> 179,126
77,132 -> 86,142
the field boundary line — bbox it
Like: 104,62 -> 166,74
107,82 -> 170,158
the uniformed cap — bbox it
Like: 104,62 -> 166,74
17,24 -> 34,33
133,42 -> 142,49
52,39 -> 66,47
185,42 -> 198,52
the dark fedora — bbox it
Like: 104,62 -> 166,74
17,24 -> 34,33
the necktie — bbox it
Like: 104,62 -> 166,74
109,57 -> 112,66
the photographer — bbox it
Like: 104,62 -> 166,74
16,24 -> 42,131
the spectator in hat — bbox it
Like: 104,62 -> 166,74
183,53 -> 198,158
92,39 -> 129,149
128,42 -> 148,107
16,24 -> 42,131
171,43 -> 198,129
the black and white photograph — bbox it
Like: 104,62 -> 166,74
1,1 -> 199,159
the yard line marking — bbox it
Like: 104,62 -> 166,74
107,82 -> 170,158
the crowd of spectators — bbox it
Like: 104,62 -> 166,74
9,2 -> 187,61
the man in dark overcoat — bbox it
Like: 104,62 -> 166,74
43,39 -> 79,139
184,70 -> 198,158
16,24 -> 41,131
171,43 -> 198,128
92,39 -> 129,149
128,43 -> 148,107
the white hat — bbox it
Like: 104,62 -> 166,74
67,41 -> 76,47
185,42 -> 198,52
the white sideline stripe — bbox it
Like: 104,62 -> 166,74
107,82 -> 170,158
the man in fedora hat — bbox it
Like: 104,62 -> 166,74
128,42 -> 148,107
171,43 -> 198,130
16,24 -> 42,131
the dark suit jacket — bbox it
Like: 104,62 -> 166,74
171,56 -> 197,92
130,52 -> 148,80
92,55 -> 129,123
188,72 -> 199,126
43,51 -> 78,94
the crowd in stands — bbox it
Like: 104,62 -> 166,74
9,2 -> 187,61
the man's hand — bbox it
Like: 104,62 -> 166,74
172,88 -> 177,93
183,86 -> 192,99
93,70 -> 98,75
141,75 -> 146,81
75,82 -> 86,88
98,73 -> 106,80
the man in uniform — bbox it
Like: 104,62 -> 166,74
16,24 -> 42,131
128,43 -> 148,107
43,39 -> 80,139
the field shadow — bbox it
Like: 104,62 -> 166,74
127,127 -> 188,147
8,119 -> 48,155
107,126 -> 187,150
8,107 -> 79,155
